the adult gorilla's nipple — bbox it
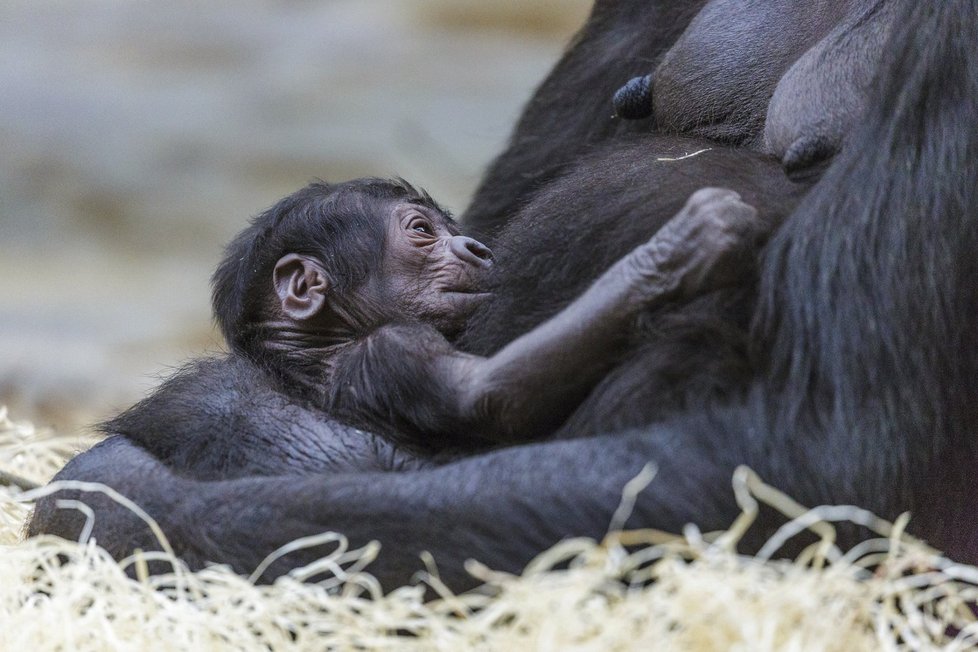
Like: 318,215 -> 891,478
612,74 -> 654,120
781,134 -> 838,182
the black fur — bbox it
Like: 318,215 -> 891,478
462,1 -> 708,239
104,356 -> 430,480
459,136 -> 807,434
29,0 -> 978,590
212,178 -> 441,355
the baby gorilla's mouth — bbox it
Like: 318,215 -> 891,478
441,288 -> 493,313
440,277 -> 491,296
443,287 -> 490,295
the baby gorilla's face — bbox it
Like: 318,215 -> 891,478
381,202 -> 493,336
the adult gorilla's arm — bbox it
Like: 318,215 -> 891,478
29,427 -> 742,590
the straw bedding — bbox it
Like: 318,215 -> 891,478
1,406 -> 976,651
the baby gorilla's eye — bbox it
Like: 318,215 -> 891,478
409,218 -> 435,236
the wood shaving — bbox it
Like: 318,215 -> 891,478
1,408 -> 974,651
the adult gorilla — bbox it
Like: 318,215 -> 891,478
30,0 -> 978,590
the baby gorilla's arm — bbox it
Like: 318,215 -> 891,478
335,188 -> 762,446
450,187 -> 761,441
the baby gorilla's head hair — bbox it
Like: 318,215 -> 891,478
211,178 -> 442,354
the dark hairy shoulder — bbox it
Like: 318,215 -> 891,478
103,355 -> 260,458
104,354 -> 426,478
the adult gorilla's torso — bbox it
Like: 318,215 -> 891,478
463,0 -> 892,238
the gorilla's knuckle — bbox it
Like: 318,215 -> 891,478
688,186 -> 738,205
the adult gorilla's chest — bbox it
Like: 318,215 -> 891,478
651,0 -> 854,145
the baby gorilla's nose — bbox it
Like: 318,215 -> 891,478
451,236 -> 494,268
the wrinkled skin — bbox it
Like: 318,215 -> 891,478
378,202 -> 493,338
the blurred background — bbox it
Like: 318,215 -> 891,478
0,0 -> 590,432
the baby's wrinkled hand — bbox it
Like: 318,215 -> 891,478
643,187 -> 763,296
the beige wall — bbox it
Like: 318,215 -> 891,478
0,0 -> 590,430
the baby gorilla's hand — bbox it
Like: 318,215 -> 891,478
637,187 -> 762,298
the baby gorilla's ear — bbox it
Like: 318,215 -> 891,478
272,254 -> 329,321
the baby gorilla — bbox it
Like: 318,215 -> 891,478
92,177 -> 761,485
209,178 -> 759,449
